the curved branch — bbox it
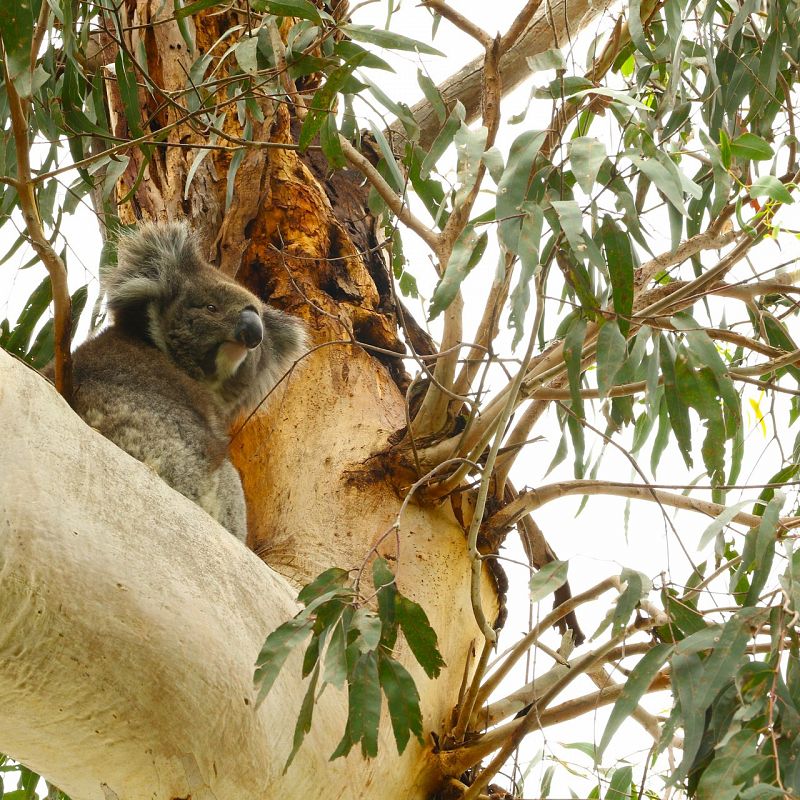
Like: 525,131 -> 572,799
2,44 -> 72,402
483,480 -> 800,541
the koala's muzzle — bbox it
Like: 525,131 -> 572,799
234,308 -> 264,349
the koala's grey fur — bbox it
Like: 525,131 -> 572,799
56,222 -> 306,542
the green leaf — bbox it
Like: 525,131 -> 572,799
526,48 -> 566,73
297,567 -> 350,605
374,557 -> 398,648
601,215 -> 634,336
697,501 -> 754,551
115,51 -> 143,138
429,226 -> 487,319
323,618 -> 348,688
672,313 -> 740,426
695,729 -> 757,800
744,493 -> 783,606
730,132 -> 774,161
5,274 -> 52,357
102,155 -> 130,201
719,129 -> 732,169
262,0 -> 324,21
395,595 -> 445,678
0,0 -> 37,89
173,0 -> 222,20
453,123 -> 488,210
496,130 -> 548,253
540,764 -> 556,798
628,0 -> 655,62
363,79 -> 418,142
551,199 -> 586,255
298,50 -> 371,152
420,101 -> 464,180
529,560 -> 568,602
342,24 -> 445,57
749,175 -> 794,205
333,40 -> 393,72
26,285 -> 89,369
351,608 -> 382,653
629,154 -> 687,215
368,120 -> 405,194
234,36 -> 259,75
320,113 -> 346,169
612,567 -> 649,635
739,786 -> 787,800
674,361 -> 726,492
332,652 -> 381,759
563,313 -> 587,409
254,617 -> 313,703
417,69 -> 445,123
596,321 -> 627,397
662,101 -> 692,139
508,204 -> 543,348
695,607 -> 764,710
606,765 -> 633,799
378,655 -> 424,753
663,591 -> 706,638
284,662 -> 321,771
659,337 -> 692,468
569,137 -> 607,195
669,651 -> 706,783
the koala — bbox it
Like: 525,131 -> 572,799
54,222 -> 306,543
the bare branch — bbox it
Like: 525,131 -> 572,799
461,626 -> 658,798
2,44 -> 73,402
473,576 -> 621,711
413,38 -> 503,437
421,0 -> 494,48
450,666 -> 670,768
338,135 -> 441,255
483,479 -> 800,542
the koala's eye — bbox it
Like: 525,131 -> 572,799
206,304 -> 218,313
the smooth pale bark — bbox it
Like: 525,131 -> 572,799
0,350 -> 487,799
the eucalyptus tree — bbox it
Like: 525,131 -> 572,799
2,0 -> 800,798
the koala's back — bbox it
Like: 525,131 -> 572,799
67,327 -> 246,536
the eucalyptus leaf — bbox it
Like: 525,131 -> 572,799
529,560 -> 568,602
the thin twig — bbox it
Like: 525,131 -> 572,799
338,135 -> 441,255
472,576 -> 621,711
421,0 -> 494,48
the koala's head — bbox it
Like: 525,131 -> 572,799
108,222 -> 306,413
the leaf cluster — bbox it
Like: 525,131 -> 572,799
253,558 -> 445,769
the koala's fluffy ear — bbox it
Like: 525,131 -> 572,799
107,222 -> 202,312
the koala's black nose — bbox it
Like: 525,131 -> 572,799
234,308 -> 264,349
